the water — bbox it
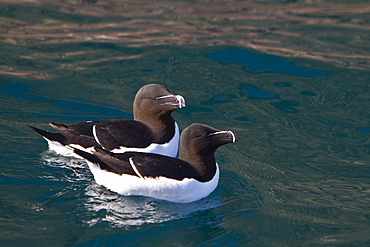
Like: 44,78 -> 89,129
1,1 -> 370,246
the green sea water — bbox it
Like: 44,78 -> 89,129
0,1 -> 369,246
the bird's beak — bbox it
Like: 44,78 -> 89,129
207,130 -> 240,143
156,94 -> 186,109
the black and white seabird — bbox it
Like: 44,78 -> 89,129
29,84 -> 186,158
74,123 -> 239,203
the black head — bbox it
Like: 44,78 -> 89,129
133,84 -> 186,121
179,123 -> 239,159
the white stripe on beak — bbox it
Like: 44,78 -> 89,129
156,94 -> 186,108
208,131 -> 236,143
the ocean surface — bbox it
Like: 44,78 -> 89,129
0,1 -> 369,246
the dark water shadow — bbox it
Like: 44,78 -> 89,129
209,48 -> 329,76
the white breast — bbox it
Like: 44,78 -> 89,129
109,122 -> 180,157
86,161 -> 220,203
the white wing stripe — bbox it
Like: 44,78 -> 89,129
92,125 -> 103,147
129,157 -> 144,179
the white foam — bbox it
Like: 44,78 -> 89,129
45,138 -> 94,159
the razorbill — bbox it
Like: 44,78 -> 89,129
29,84 -> 185,158
74,123 -> 239,203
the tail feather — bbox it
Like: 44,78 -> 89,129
49,122 -> 69,129
28,125 -> 72,145
94,146 -> 113,156
73,148 -> 116,173
74,148 -> 99,163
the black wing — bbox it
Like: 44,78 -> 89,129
131,154 -> 200,181
50,122 -> 98,148
74,148 -> 137,176
93,150 -> 200,181
28,125 -> 72,145
93,120 -> 154,150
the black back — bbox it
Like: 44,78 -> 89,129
75,148 -> 200,181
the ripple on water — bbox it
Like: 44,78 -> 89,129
208,49 -> 329,76
83,183 -> 222,228
314,181 -> 370,212
40,151 -> 222,228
